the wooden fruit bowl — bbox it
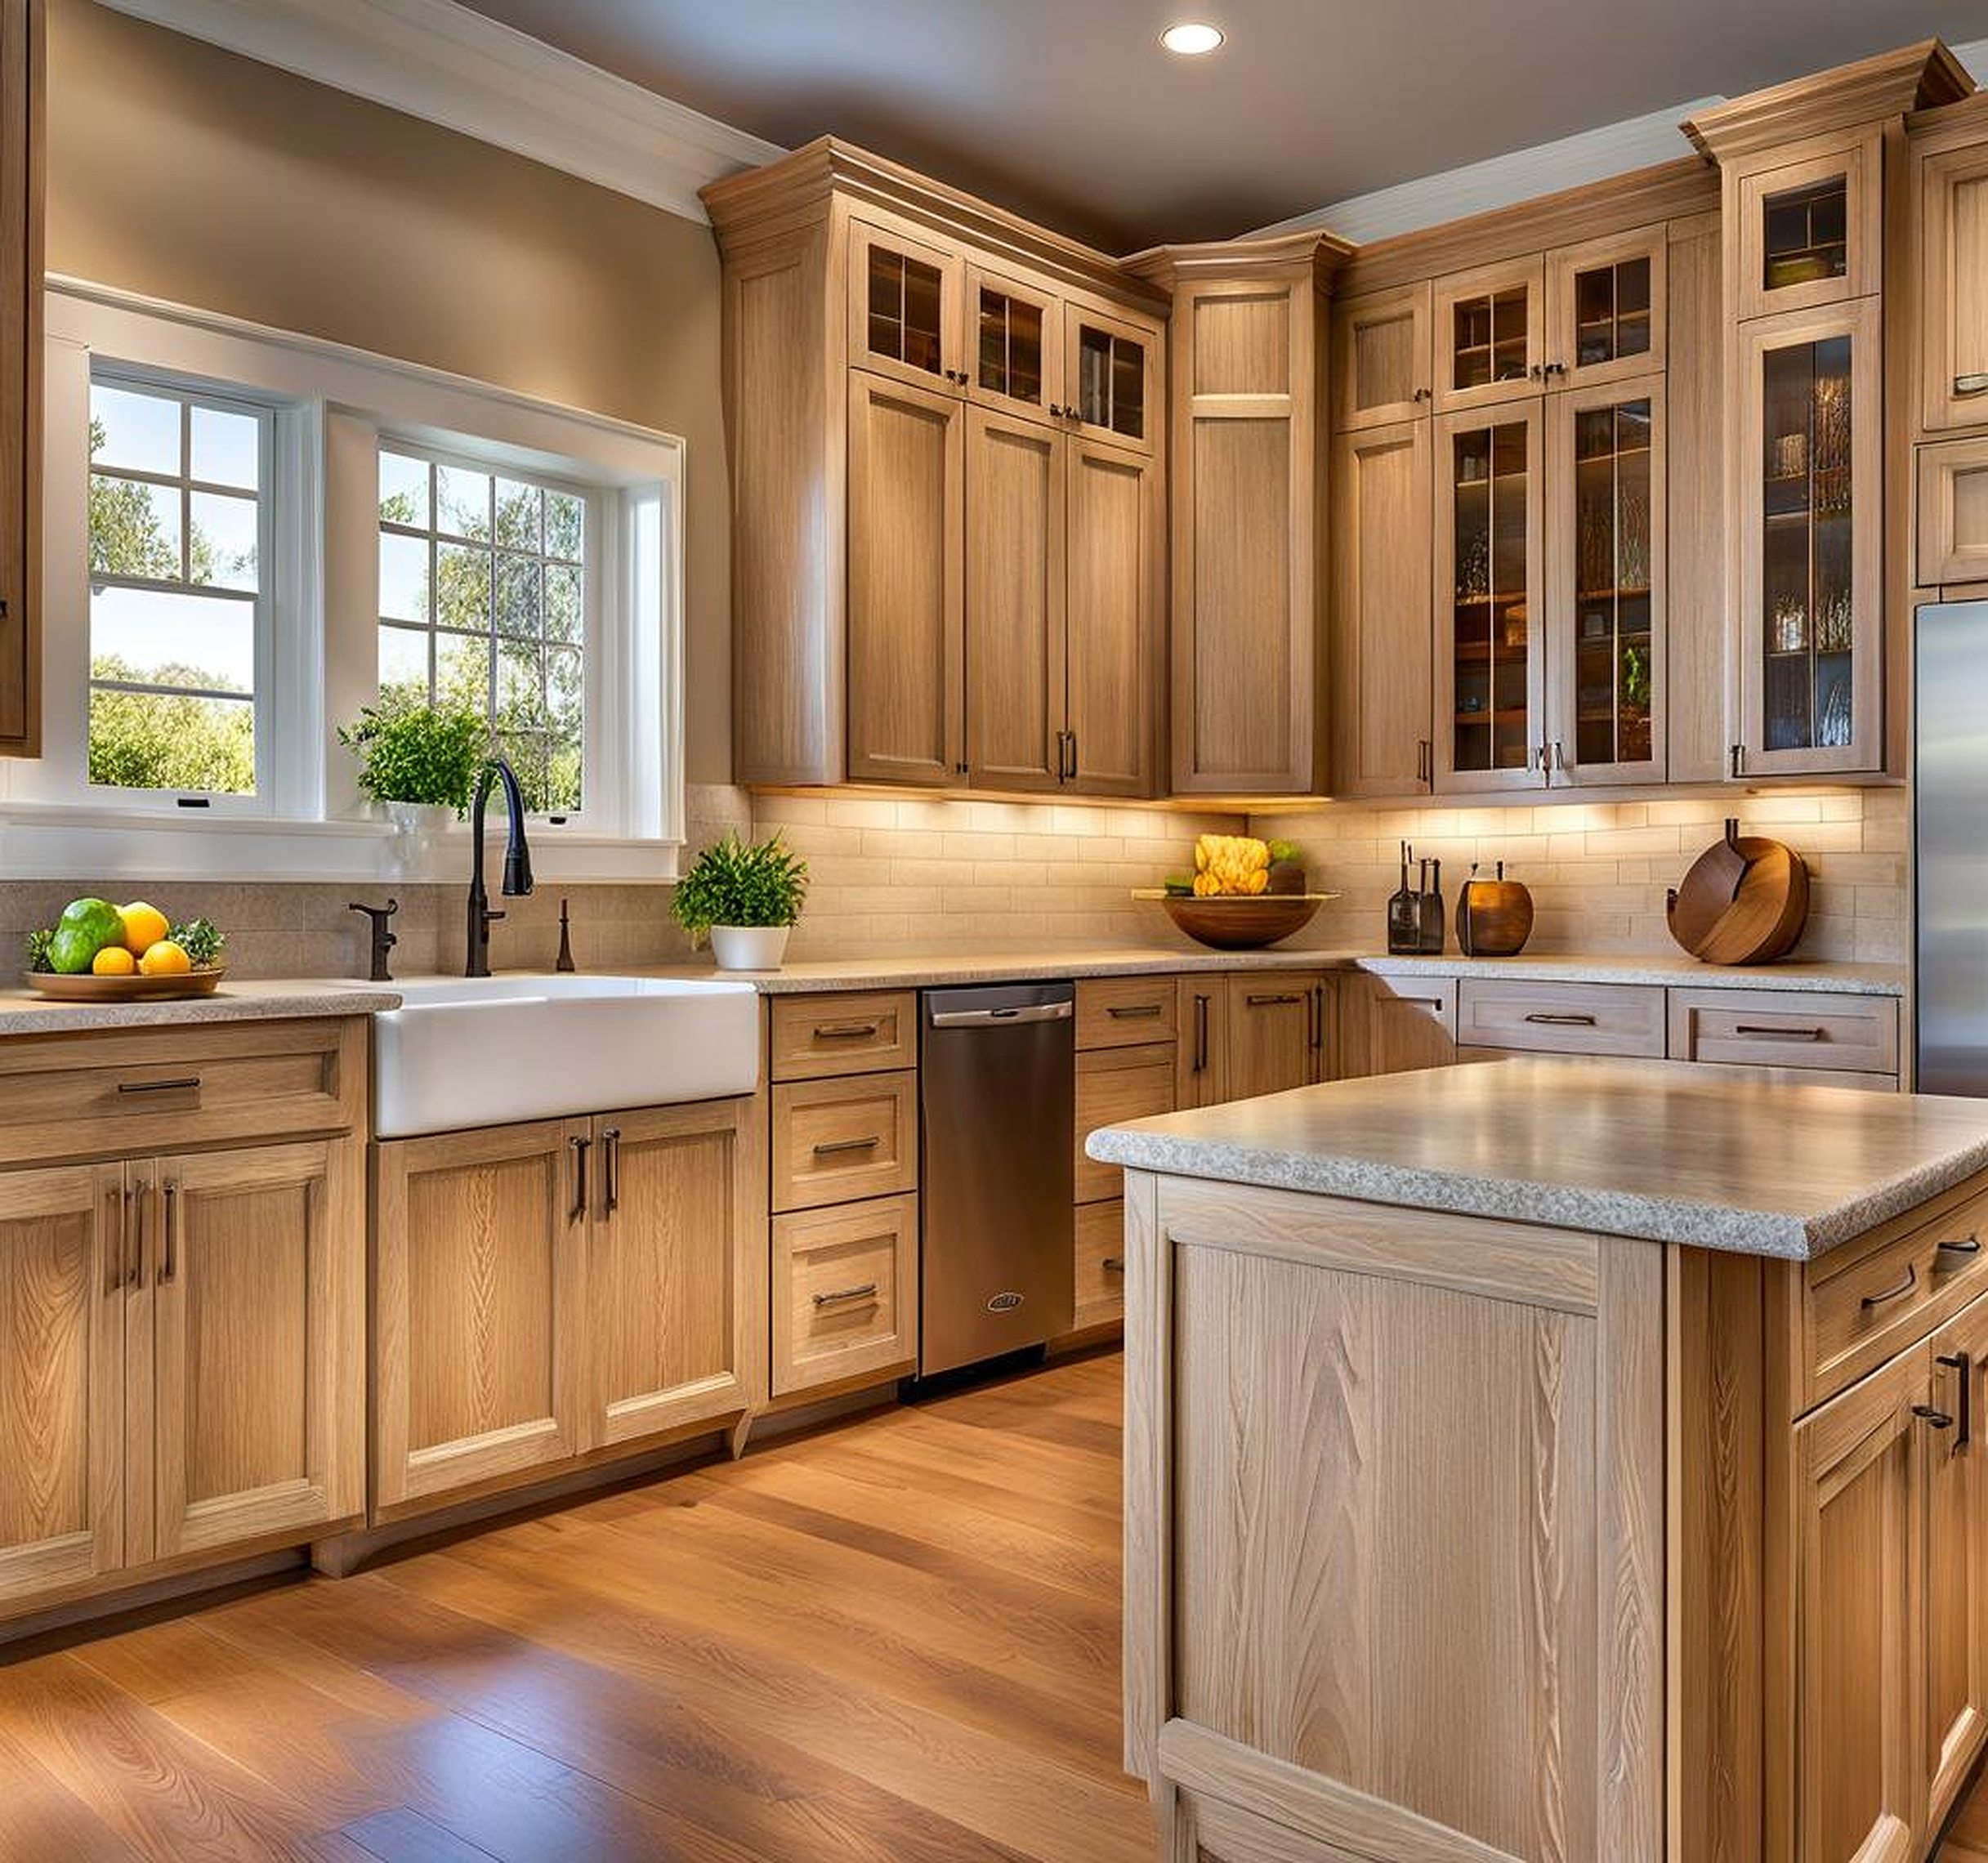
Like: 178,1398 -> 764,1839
23,967 -> 226,1003
1136,891 -> 1335,951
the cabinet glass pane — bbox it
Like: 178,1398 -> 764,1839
1453,287 -> 1530,391
1571,398 -> 1655,768
1451,421 -> 1531,773
977,288 -> 1044,406
866,246 -> 945,376
1572,257 -> 1652,369
1761,334 -> 1855,752
1077,324 -> 1146,440
1762,176 -> 1849,292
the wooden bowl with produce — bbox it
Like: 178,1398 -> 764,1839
1135,836 -> 1338,951
24,900 -> 228,1001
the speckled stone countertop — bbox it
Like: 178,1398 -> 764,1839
628,949 -> 1906,997
0,979 -> 401,1037
1087,1057 -> 1988,1262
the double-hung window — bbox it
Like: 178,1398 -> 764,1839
85,373 -> 272,805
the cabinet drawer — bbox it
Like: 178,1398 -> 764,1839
0,1020 -> 363,1168
771,1071 -> 918,1213
769,991 -> 917,1081
1074,1199 -> 1127,1330
1803,1182 -> 1988,1411
1669,989 -> 1898,1075
1075,1042 -> 1176,1205
772,1194 -> 918,1397
1917,436 -> 1988,587
1075,975 -> 1179,1051
1455,980 -> 1664,1057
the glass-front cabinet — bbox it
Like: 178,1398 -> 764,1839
1736,300 -> 1882,775
1064,305 -> 1156,454
849,217 -> 963,391
1434,404 -> 1544,790
968,265 -> 1059,423
1545,227 -> 1667,390
1734,134 -> 1881,322
1546,378 -> 1666,784
1433,257 -> 1543,414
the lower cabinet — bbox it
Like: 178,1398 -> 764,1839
0,1137 -> 365,1616
1223,973 -> 1329,1097
1073,1199 -> 1128,1332
1332,973 -> 1457,1078
771,1193 -> 917,1398
1925,1295 -> 1988,1834
372,1097 -> 762,1520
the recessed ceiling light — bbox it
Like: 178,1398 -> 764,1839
1160,22 -> 1224,55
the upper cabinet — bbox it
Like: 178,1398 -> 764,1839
1132,232 -> 1350,796
1433,256 -> 1543,414
1732,134 -> 1881,324
1919,122 -> 1988,439
0,0 -> 42,760
1545,226 -> 1668,390
707,142 -> 1166,794
1334,283 -> 1432,430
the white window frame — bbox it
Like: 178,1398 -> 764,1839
6,279 -> 686,884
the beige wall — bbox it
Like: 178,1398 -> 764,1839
41,0 -> 735,783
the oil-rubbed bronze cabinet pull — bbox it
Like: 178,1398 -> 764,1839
1106,1003 -> 1164,1020
1957,373 -> 1988,396
117,1076 -> 201,1096
601,1128 -> 621,1214
1523,1012 -> 1597,1027
1246,992 -> 1305,1007
813,1135 -> 882,1158
1732,1025 -> 1825,1041
814,1021 -> 881,1040
1937,1351 -> 1973,1446
106,1186 -> 128,1294
126,1182 -> 149,1289
569,1135 -> 592,1221
1193,993 -> 1210,1074
1938,1234 -> 1983,1260
1861,1264 -> 1917,1309
1914,1404 -> 1956,1431
158,1180 -> 180,1286
1102,1256 -> 1125,1274
812,1281 -> 879,1309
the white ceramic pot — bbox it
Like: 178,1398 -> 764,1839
381,801 -> 454,878
709,924 -> 791,972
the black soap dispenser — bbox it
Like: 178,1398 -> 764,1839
1418,859 -> 1445,955
1387,841 -> 1419,954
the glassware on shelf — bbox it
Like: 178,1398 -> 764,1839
1772,596 -> 1807,654
1457,534 -> 1490,601
1770,431 -> 1807,480
1819,676 -> 1852,747
1816,589 -> 1852,653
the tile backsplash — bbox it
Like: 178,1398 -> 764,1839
1249,789 -> 1908,965
0,784 -> 1907,978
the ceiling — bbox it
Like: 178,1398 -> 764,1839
452,0 -> 1988,250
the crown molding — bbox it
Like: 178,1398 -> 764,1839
1122,229 -> 1356,294
92,0 -> 785,225
1684,38 -> 1972,161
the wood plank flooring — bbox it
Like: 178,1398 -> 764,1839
0,1351 -> 1155,1863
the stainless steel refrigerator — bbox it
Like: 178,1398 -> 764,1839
1916,600 -> 1988,1094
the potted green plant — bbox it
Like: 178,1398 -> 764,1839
338,699 -> 487,870
671,833 -> 809,971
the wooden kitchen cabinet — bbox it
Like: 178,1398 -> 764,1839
847,369 -> 966,787
1731,132 -> 1883,325
1173,976 -> 1230,1110
967,261 -> 1059,422
1543,223 -> 1667,391
1330,418 -> 1434,796
150,1141 -> 362,1563
0,1163 -> 122,1607
1918,436 -> 1988,587
0,0 -> 42,759
1064,436 -> 1159,794
1432,253 -> 1544,414
1063,302 -> 1159,456
850,215 -> 963,391
1224,973 -> 1329,1097
1334,972 -> 1457,1079
1075,1043 -> 1176,1206
1919,133 -> 1988,436
1924,1292 -> 1988,1833
375,1098 -> 762,1519
1332,280 -> 1432,430
772,1194 -> 917,1398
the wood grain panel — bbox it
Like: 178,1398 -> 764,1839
847,370 -> 964,786
0,0 -> 42,757
1669,987 -> 1899,1075
1224,975 -> 1325,1099
1924,1290 -> 1988,1834
770,990 -> 917,1082
1065,437 -> 1158,796
1074,1043 -> 1176,1206
1173,976 -> 1231,1111
1075,974 -> 1179,1052
1333,283 -> 1431,431
1072,1199 -> 1126,1333
771,1070 -> 917,1213
772,1192 -> 917,1396
965,405 -> 1064,790
1455,978 -> 1664,1057
1333,973 -> 1456,1081
1918,435 -> 1988,586
1919,137 -> 1988,436
1192,290 -> 1291,399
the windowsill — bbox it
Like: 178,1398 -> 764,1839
0,798 -> 682,884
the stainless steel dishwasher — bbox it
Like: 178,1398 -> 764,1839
918,981 -> 1075,1378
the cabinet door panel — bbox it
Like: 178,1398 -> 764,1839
1225,975 -> 1326,1099
1174,978 -> 1231,1110
1792,1354 -> 1922,1863
967,263 -> 1060,422
151,1141 -> 362,1561
1921,139 -> 1988,436
964,407 -> 1064,791
772,1194 -> 916,1398
0,1164 -> 122,1607
0,0 -> 42,757
373,1120 -> 587,1513
1065,301 -> 1158,455
588,1103 -> 754,1448
848,216 -> 961,392
1076,1043 -> 1176,1205
847,372 -> 965,787
1925,1294 -> 1988,1833
1333,283 -> 1431,431
1432,255 -> 1543,415
1917,436 -> 1988,587
1330,419 -> 1433,797
1735,134 -> 1880,325
1544,225 -> 1666,391
1065,437 -> 1157,795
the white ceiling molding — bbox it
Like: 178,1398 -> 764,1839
92,0 -> 786,226
1961,37 -> 1988,80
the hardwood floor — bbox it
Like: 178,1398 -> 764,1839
0,1351 -> 1155,1863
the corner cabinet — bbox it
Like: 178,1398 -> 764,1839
1132,232 -> 1351,796
708,144 -> 1165,797
0,0 -> 42,757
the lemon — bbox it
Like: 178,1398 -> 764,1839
119,901 -> 170,955
92,946 -> 136,977
138,940 -> 192,977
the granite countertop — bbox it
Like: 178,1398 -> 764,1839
0,978 -> 402,1036
1086,1056 -> 1988,1262
627,949 -> 1907,998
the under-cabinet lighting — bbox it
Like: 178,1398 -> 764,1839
1160,21 -> 1225,55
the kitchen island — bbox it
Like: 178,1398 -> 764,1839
1090,1059 -> 1988,1863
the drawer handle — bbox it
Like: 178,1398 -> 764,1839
1731,1025 -> 1825,1041
117,1075 -> 202,1095
601,1127 -> 620,1214
1523,1012 -> 1597,1027
1102,1256 -> 1125,1273
569,1134 -> 591,1220
1957,373 -> 1988,396
1246,992 -> 1305,1007
1401,996 -> 1447,1010
813,1281 -> 879,1308
814,1021 -> 882,1040
1861,1264 -> 1918,1310
158,1180 -> 180,1286
1939,1235 -> 1984,1261
1106,1003 -> 1164,1020
1194,993 -> 1210,1073
813,1135 -> 882,1158
1938,1351 -> 1973,1447
1914,1404 -> 1956,1431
